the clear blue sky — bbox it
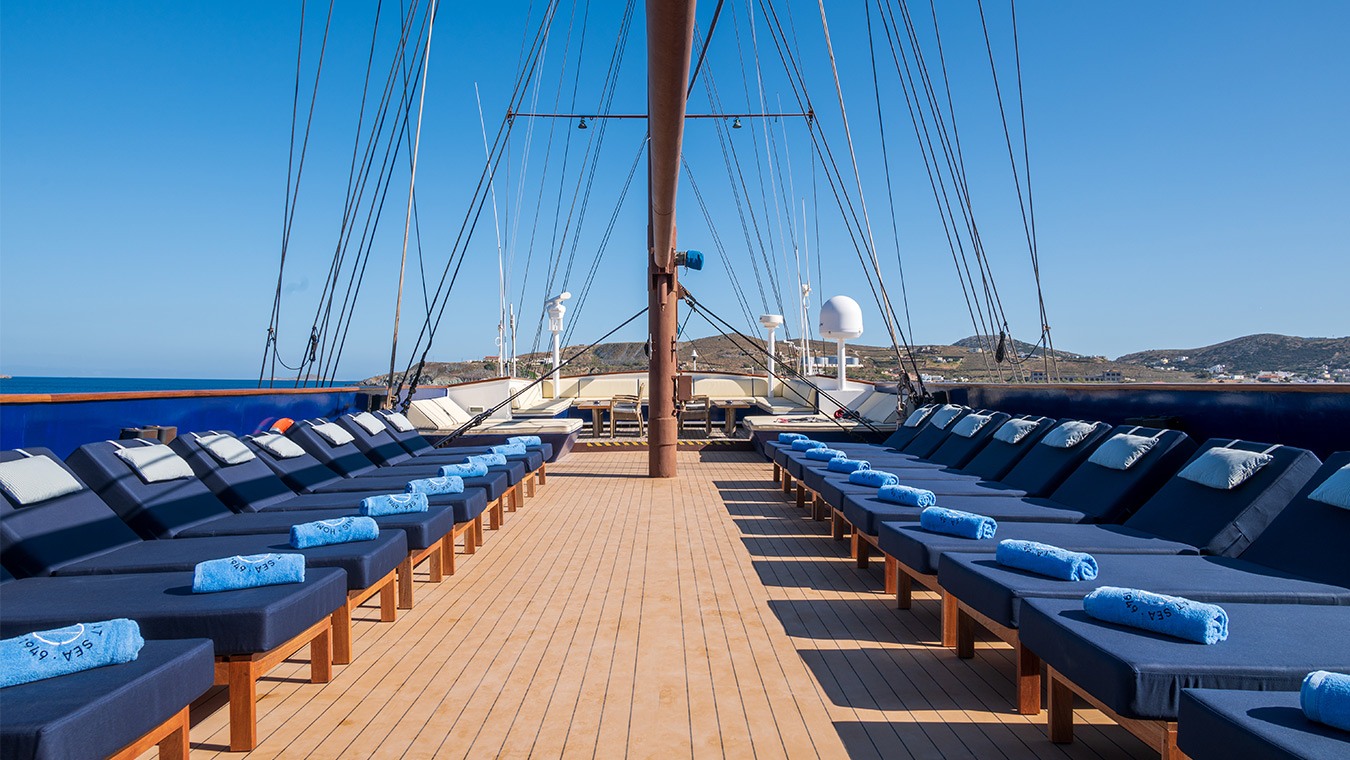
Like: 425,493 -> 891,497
2,1 -> 1346,378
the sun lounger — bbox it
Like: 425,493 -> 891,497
292,418 -> 538,497
833,420 -> 1118,554
168,432 -> 480,605
1178,688 -> 1350,759
761,403 -> 942,474
811,415 -> 1059,511
0,636 -> 213,760
0,567 -> 346,751
777,405 -> 975,482
338,412 -> 551,500
1020,598 -> 1350,758
282,420 -> 522,524
936,442 -> 1326,713
798,411 -> 1012,505
50,443 -> 406,665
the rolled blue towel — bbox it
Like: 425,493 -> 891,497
468,453 -> 507,467
1302,670 -> 1350,732
290,516 -> 380,548
359,492 -> 429,517
919,506 -> 997,539
849,469 -> 900,487
489,443 -> 527,457
778,432 -> 809,443
827,458 -> 870,473
507,435 -> 542,447
440,461 -> 489,478
1083,586 -> 1229,644
406,475 -> 465,495
192,553 -> 306,593
791,439 -> 826,451
804,447 -> 847,461
876,484 -> 937,507
0,618 -> 144,688
996,539 -> 1098,580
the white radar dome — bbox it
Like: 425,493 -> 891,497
819,296 -> 863,340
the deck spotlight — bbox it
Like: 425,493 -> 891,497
674,249 -> 704,271
578,117 -> 588,130
732,117 -> 743,129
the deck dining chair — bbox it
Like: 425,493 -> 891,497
610,395 -> 645,438
679,395 -> 712,437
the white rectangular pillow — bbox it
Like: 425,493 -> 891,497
383,412 -> 415,433
116,443 -> 195,483
1307,464 -> 1350,510
902,406 -> 934,428
1178,447 -> 1274,490
0,455 -> 85,505
993,418 -> 1039,445
950,413 -> 993,438
1088,433 -> 1158,471
350,412 -> 385,437
312,422 -> 355,447
252,433 -> 306,459
196,433 -> 256,466
928,405 -> 964,429
1040,421 -> 1097,449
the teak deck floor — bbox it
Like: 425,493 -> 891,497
179,450 -> 1151,759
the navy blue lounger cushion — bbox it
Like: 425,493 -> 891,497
65,441 -> 241,539
57,531 -> 405,590
826,418 -> 1111,501
1019,598 -> 1350,720
0,638 -> 214,760
878,521 -> 1198,577
172,504 -> 458,548
378,414 -> 556,462
0,449 -> 145,577
0,569 -> 347,656
879,443 -> 1329,578
778,408 -> 973,479
837,425 -> 1193,534
172,431 -> 491,526
1121,439 -> 1321,557
335,415 -> 418,467
840,493 -> 1090,536
837,425 -> 1181,535
1178,689 -> 1350,760
802,415 -> 1064,507
938,552 -> 1350,629
56,443 -> 408,590
288,420 -> 536,488
1234,452 -> 1350,588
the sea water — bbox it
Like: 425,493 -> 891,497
0,377 -> 356,394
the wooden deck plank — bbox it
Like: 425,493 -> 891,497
171,450 -> 1150,760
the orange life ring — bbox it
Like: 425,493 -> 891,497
269,417 -> 295,434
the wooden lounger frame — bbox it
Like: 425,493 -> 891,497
954,599 -> 1043,715
108,705 -> 191,760
1047,666 -> 1190,759
332,567 -> 399,665
882,553 -> 960,648
215,614 -> 334,751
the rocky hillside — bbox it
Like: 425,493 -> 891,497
362,333 -> 1348,387
1116,334 -> 1350,376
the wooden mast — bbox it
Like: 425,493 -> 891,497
646,0 -> 698,478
